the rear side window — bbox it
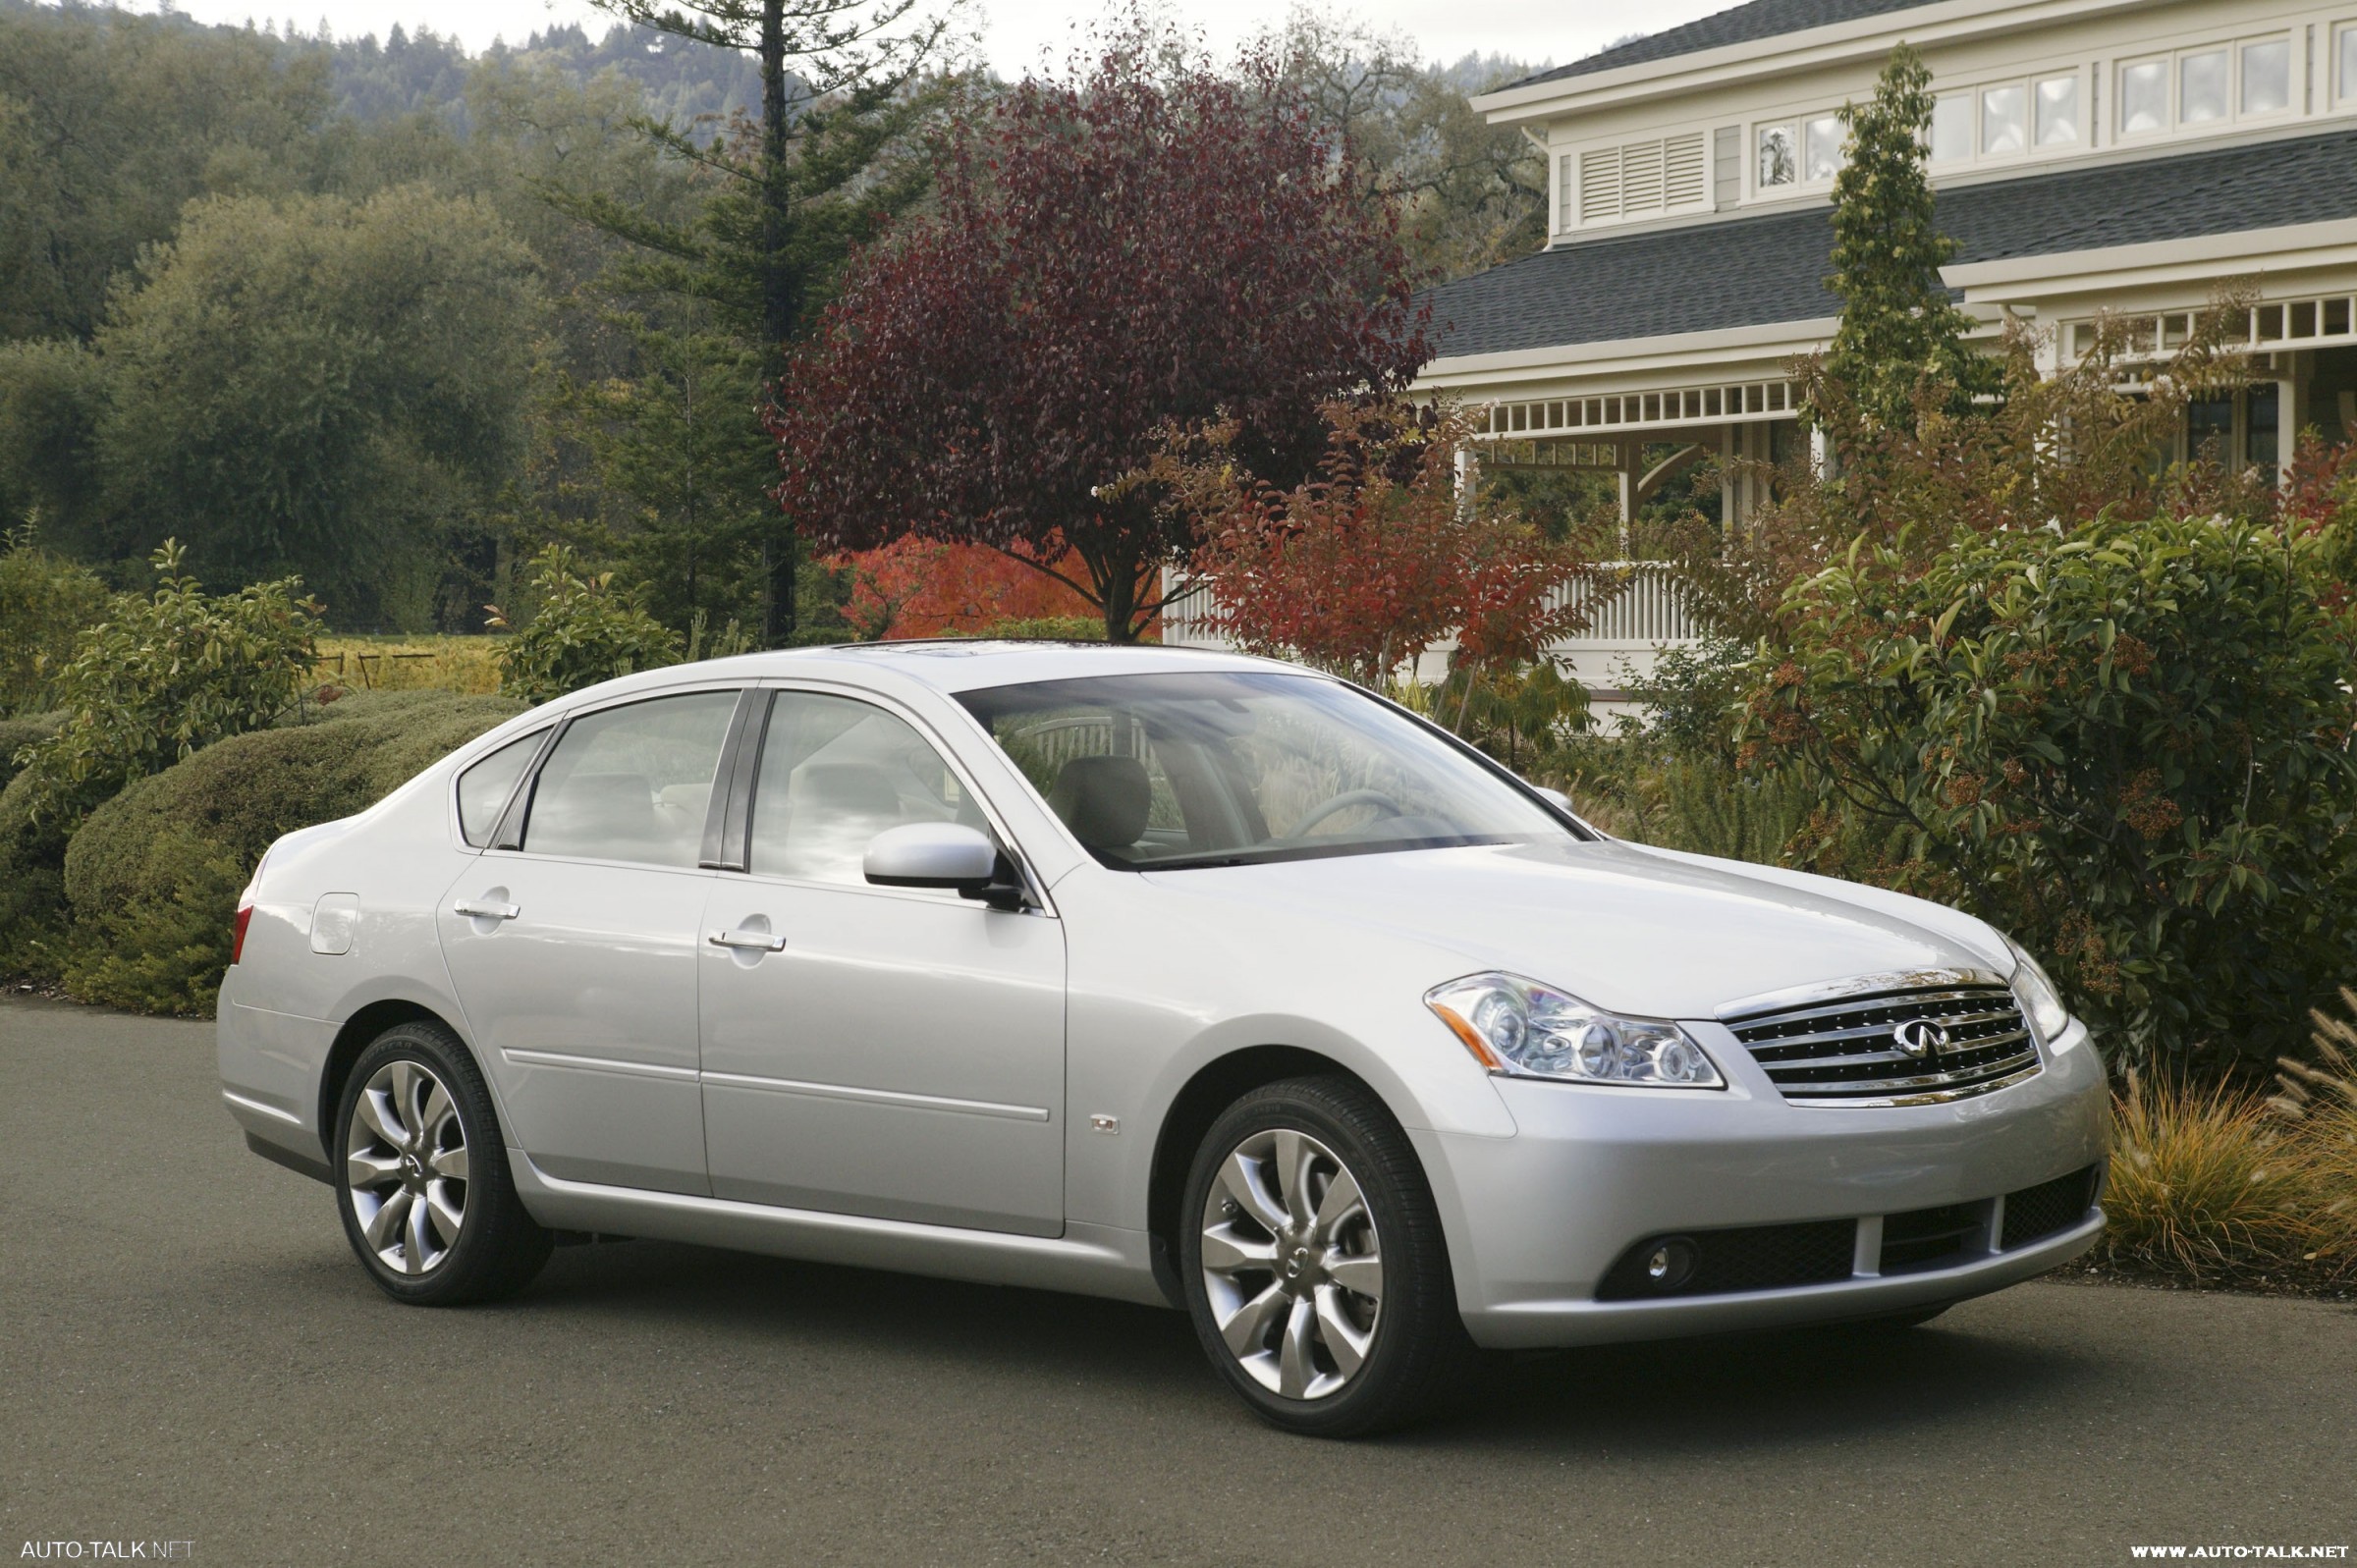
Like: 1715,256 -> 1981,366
456,729 -> 546,847
521,691 -> 740,868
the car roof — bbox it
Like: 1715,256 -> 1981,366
635,639 -> 1302,696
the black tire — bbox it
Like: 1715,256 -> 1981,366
333,1017 -> 552,1306
1178,1074 -> 1477,1437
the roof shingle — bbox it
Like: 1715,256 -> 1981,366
1506,0 -> 1946,90
1426,128 -> 2357,362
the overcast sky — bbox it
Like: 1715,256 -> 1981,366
131,0 -> 1729,79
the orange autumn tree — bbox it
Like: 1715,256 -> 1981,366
1163,400 -> 1594,692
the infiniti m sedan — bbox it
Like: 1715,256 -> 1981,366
219,643 -> 2107,1435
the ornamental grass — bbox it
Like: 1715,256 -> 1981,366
2102,1071 -> 2332,1283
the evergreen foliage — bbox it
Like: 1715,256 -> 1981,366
1820,45 -> 1993,431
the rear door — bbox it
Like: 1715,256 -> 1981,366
696,686 -> 1068,1235
439,685 -> 743,1195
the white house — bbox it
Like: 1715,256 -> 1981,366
1412,0 -> 2357,695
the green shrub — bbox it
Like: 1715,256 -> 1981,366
0,527 -> 108,715
15,539 -> 320,835
0,710 -> 62,788
59,692 -> 523,1014
487,545 -> 681,703
0,767 -> 69,981
1741,512 -> 2357,1069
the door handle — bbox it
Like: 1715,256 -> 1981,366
453,898 -> 521,920
708,927 -> 787,951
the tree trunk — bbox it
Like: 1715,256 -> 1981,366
759,0 -> 798,646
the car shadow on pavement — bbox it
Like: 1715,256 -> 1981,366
492,1236 -> 2108,1450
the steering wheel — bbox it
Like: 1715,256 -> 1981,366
1279,788 -> 1407,840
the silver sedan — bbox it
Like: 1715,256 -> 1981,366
220,644 -> 2108,1435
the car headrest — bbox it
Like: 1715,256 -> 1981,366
1049,754 -> 1151,851
790,762 -> 902,820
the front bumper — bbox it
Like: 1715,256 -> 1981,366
1415,1017 -> 2110,1350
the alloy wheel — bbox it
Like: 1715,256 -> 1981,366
345,1059 -> 469,1276
1197,1126 -> 1384,1400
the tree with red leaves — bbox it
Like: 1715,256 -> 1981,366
1167,400 -> 1593,691
767,28 -> 1431,641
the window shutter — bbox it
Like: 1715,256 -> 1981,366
1579,147 -> 1621,223
1666,133 -> 1708,207
1619,138 -> 1666,212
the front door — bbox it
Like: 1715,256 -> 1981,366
439,686 -> 741,1195
698,687 -> 1067,1236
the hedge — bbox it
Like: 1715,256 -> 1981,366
55,690 -> 524,1014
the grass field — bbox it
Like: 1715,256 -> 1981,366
313,634 -> 503,695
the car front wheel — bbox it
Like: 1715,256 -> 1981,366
334,1018 -> 551,1305
1179,1074 -> 1476,1436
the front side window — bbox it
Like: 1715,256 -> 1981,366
456,728 -> 546,847
1980,83 -> 2026,154
2120,59 -> 2167,134
2179,47 -> 2229,123
746,690 -> 983,889
1756,124 -> 1795,188
1930,93 -> 1973,163
959,672 -> 1572,871
2241,37 -> 2290,115
521,691 -> 738,868
2035,76 -> 2079,145
1802,115 -> 1842,181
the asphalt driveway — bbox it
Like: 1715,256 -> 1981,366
4,995 -> 2352,1567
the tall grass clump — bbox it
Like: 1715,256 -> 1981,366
2104,1072 -> 2329,1282
2274,991 -> 2357,1272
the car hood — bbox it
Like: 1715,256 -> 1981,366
1135,837 -> 2012,1020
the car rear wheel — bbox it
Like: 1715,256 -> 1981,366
1179,1074 -> 1476,1437
334,1018 -> 551,1305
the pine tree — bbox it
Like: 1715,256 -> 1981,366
1822,45 -> 1993,431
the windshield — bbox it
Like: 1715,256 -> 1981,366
958,670 -> 1575,870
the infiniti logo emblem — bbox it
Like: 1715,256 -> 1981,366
1892,1018 -> 1950,1060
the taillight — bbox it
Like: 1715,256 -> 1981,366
231,853 -> 267,964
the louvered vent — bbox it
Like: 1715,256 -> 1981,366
1666,132 -> 1708,206
1578,147 -> 1620,223
1573,134 -> 1711,226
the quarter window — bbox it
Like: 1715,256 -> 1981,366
2178,47 -> 2229,123
1930,93 -> 1973,162
521,691 -> 739,868
2034,76 -> 2079,145
745,691 -> 984,889
2240,37 -> 2290,115
1802,115 -> 1842,181
456,728 -> 546,847
2119,59 -> 2167,134
1980,83 -> 2026,154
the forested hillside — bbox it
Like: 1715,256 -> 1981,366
0,0 -> 1549,637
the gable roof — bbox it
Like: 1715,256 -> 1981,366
1506,0 -> 1948,90
1425,126 -> 2357,362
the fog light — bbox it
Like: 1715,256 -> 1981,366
1645,1236 -> 1697,1291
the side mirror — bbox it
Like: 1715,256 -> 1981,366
864,822 -> 997,890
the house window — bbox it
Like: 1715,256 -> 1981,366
2248,383 -> 2279,473
1757,124 -> 1796,187
1575,133 -> 1708,224
1803,115 -> 1843,181
2342,25 -> 2357,102
2035,75 -> 2080,144
2187,394 -> 2234,463
2179,47 -> 2228,123
2119,58 -> 2167,134
1980,83 -> 2027,153
1930,93 -> 1972,162
2241,37 -> 2290,115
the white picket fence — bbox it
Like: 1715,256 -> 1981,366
1162,563 -> 1701,695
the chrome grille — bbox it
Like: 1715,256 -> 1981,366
1721,972 -> 2041,1107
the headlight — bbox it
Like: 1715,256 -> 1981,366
1425,971 -> 1724,1088
2003,936 -> 2072,1045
